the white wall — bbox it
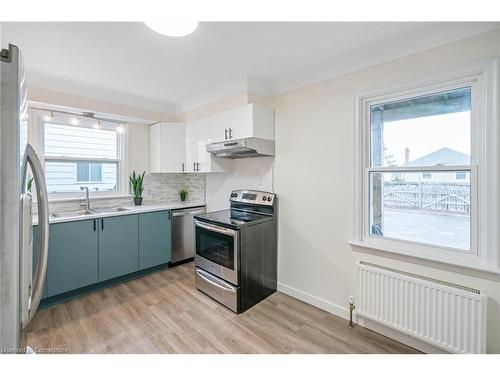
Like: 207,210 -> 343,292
128,122 -> 150,175
206,158 -> 274,211
270,28 -> 500,353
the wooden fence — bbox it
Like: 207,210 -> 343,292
383,181 -> 470,215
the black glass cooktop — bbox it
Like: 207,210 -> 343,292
194,209 -> 273,229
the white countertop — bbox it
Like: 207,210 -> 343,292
33,201 -> 206,225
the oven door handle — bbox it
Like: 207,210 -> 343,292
194,220 -> 236,237
196,268 -> 237,293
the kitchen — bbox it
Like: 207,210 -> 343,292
1,11 -> 500,370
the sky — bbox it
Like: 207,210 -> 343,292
381,111 -> 471,166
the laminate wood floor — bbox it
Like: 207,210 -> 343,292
25,262 -> 420,354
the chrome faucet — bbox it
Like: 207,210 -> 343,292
80,186 -> 90,211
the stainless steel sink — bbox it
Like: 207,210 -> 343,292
91,207 -> 132,214
50,209 -> 95,219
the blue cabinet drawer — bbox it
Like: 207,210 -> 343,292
138,210 -> 172,270
98,214 -> 139,281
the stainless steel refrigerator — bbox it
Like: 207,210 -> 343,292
0,43 -> 49,352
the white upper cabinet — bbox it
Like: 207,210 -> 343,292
149,122 -> 186,173
209,103 -> 274,143
186,117 -> 231,173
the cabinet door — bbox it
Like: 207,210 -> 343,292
186,116 -> 231,173
186,117 -> 209,172
211,104 -> 253,141
149,123 -> 161,173
209,110 -> 232,142
210,104 -> 274,141
32,225 -> 48,299
98,215 -> 139,281
138,210 -> 171,270
160,122 -> 186,173
46,219 -> 98,297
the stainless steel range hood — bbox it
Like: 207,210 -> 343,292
206,137 -> 275,159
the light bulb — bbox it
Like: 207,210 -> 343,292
116,126 -> 124,133
144,20 -> 198,37
93,120 -> 101,129
71,117 -> 79,125
44,115 -> 51,121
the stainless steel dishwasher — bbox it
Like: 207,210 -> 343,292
171,206 -> 206,264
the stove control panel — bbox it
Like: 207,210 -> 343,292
230,190 -> 276,206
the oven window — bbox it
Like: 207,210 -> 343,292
196,226 -> 235,270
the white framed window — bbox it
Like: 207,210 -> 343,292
75,162 -> 103,183
352,59 -> 500,273
421,172 -> 432,180
32,109 -> 129,198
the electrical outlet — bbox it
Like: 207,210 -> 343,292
349,295 -> 354,304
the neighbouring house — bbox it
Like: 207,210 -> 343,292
386,147 -> 470,183
406,147 -> 470,182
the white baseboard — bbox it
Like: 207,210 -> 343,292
277,282 -> 351,319
277,282 -> 448,354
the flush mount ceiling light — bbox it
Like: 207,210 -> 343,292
144,20 -> 198,37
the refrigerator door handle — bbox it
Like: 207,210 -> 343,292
21,144 -> 49,328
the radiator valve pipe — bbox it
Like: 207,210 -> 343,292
349,302 -> 356,328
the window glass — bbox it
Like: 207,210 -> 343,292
90,163 -> 102,182
43,122 -> 120,193
369,171 -> 471,251
44,123 -> 117,159
370,87 -> 471,167
45,161 -> 117,193
76,162 -> 90,182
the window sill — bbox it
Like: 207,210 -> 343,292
349,240 -> 500,276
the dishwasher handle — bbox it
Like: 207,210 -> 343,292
172,208 -> 206,217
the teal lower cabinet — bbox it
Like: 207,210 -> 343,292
98,214 -> 139,281
138,210 -> 172,270
32,225 -> 48,299
46,219 -> 99,297
38,209 -> 173,304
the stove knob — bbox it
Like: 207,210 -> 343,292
262,196 -> 267,201
267,197 -> 272,202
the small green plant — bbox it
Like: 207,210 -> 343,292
27,177 -> 34,192
129,171 -> 145,198
179,189 -> 188,202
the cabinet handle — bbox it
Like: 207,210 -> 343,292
193,162 -> 196,172
224,128 -> 228,140
182,163 -> 185,172
168,211 -> 171,220
93,219 -> 96,232
101,218 -> 104,231
196,162 -> 200,172
229,128 -> 233,139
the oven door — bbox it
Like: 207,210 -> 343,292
194,220 -> 238,285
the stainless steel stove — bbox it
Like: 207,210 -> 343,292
194,190 -> 277,313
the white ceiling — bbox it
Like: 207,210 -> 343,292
2,22 -> 499,113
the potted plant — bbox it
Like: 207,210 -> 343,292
179,189 -> 188,202
27,177 -> 34,192
130,171 -> 145,205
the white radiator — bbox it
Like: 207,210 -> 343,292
357,262 -> 487,353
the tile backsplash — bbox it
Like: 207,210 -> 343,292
45,173 -> 205,213
142,173 -> 205,204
